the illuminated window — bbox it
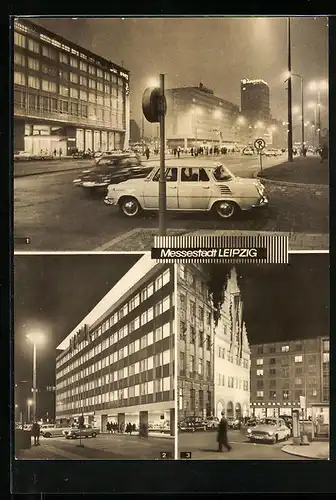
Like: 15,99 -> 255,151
27,38 -> 39,53
14,52 -> 25,66
256,369 -> 263,376
256,358 -> 263,365
89,78 -> 96,89
14,71 -> 26,86
42,79 -> 56,93
70,87 -> 79,99
60,53 -> 69,64
256,391 -> 264,397
70,56 -> 78,68
14,32 -> 26,48
70,72 -> 79,83
60,85 -> 69,97
42,45 -> 57,60
323,352 -> 329,363
294,355 -> 303,363
89,65 -> 96,75
80,61 -> 87,72
80,90 -> 87,101
281,345 -> 290,352
88,92 -> 95,103
28,76 -> 40,89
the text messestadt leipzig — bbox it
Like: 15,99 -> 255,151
160,248 -> 261,258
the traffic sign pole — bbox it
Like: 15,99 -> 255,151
253,138 -> 266,177
259,151 -> 263,176
159,73 -> 166,236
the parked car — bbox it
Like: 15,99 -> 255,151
242,148 -> 254,155
205,416 -> 220,430
40,424 -> 70,438
246,418 -> 291,444
63,425 -> 100,439
104,162 -> 268,219
73,154 -> 152,195
227,417 -> 242,429
179,416 -> 207,432
13,151 -> 33,161
72,150 -> 94,160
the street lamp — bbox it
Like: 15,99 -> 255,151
308,80 -> 328,148
27,333 -> 44,422
27,399 -> 33,422
285,71 -> 304,154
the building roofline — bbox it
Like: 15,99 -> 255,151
56,254 -> 156,351
13,17 -> 129,75
250,336 -> 329,347
166,86 -> 239,108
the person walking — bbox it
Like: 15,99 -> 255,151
177,146 -> 181,158
31,421 -> 41,446
145,147 -> 150,160
217,412 -> 232,452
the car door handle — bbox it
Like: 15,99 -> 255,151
202,186 -> 210,189
168,185 -> 177,189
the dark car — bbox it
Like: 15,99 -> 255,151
179,416 -> 207,432
72,150 -> 94,160
73,154 -> 152,195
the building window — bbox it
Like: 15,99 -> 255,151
256,358 -> 263,365
269,379 -> 276,388
257,346 -> 263,354
256,369 -> 263,376
206,361 -> 211,379
256,379 -> 263,389
180,294 -> 186,310
189,300 -> 196,318
89,78 -> 96,89
27,57 -> 39,71
97,81 -> 104,92
14,32 -> 26,48
42,79 -> 57,93
88,92 -> 96,103
179,352 -> 185,375
27,38 -> 40,53
206,335 -> 211,351
269,345 -> 276,353
80,60 -> 87,71
80,90 -> 87,100
88,65 -> 96,75
189,355 -> 195,375
104,71 -> 110,81
281,345 -> 290,352
97,95 -> 103,105
179,265 -> 185,279
60,85 -> 69,97
28,76 -> 40,89
60,53 -> 69,64
14,52 -> 25,66
14,71 -> 26,86
59,70 -> 69,81
70,87 -> 79,99
323,352 -> 329,363
80,75 -> 87,86
104,84 -> 111,94
42,45 -> 57,60
70,56 -> 79,68
295,367 -> 303,375
323,339 -> 330,352
70,72 -> 79,84
190,326 -> 196,344
180,320 -> 186,340
294,342 -> 303,351
256,391 -> 264,398
198,358 -> 203,375
295,378 -> 302,386
269,358 -> 276,365
294,356 -> 303,363
283,390 -> 289,399
269,391 -> 277,399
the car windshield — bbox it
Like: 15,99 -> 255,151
213,165 -> 234,182
259,419 -> 277,426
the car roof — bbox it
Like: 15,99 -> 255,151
156,160 -> 224,168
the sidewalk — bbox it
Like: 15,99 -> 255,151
96,229 -> 329,252
13,154 -> 189,178
282,440 -> 329,460
259,155 -> 329,186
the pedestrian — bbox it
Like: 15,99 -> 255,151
31,421 -> 41,446
217,412 -> 232,452
53,148 -> 57,157
145,147 -> 150,160
320,144 -> 328,163
190,147 -> 194,156
132,423 -> 136,433
177,147 -> 181,158
59,148 -> 62,158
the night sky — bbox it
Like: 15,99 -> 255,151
209,253 -> 329,345
31,16 -> 329,133
14,254 -> 142,388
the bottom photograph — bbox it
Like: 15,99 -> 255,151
14,253 -> 176,460
176,255 -> 329,461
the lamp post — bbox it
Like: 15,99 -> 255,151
27,399 -> 33,422
308,80 -> 328,149
287,17 -> 293,162
285,73 -> 304,153
27,333 -> 44,422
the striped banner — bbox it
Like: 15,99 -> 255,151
152,235 -> 288,264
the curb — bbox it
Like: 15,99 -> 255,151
254,172 -> 328,189
281,444 -> 329,460
94,228 -> 148,251
14,165 -> 90,178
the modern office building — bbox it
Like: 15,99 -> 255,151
165,83 -> 241,151
55,256 -> 175,435
240,78 -> 271,126
214,267 -> 250,420
13,18 -> 130,155
250,336 -> 330,419
177,264 -> 215,421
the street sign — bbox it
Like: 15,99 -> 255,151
254,138 -> 266,151
142,87 -> 167,123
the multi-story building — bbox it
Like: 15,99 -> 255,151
177,264 -> 215,421
55,256 -> 175,435
250,336 -> 330,419
240,78 -> 271,125
165,83 -> 241,151
214,267 -> 250,420
13,18 -> 130,155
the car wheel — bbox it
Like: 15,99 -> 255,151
214,201 -> 237,219
119,197 -> 141,217
44,433 -> 51,438
275,434 -> 279,443
92,433 -> 97,438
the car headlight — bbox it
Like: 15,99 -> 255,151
247,428 -> 252,434
268,431 -> 274,436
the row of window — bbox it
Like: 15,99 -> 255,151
57,269 -> 171,368
179,294 -> 212,323
256,389 -> 318,399
57,311 -> 172,380
179,388 -> 212,412
14,33 -> 126,85
56,377 -> 172,411
256,339 -> 329,355
57,348 -> 172,394
179,352 -> 212,378
216,373 -> 249,391
217,345 -> 249,368
256,376 -> 315,389
256,352 -> 329,366
256,364 -> 319,377
14,72 -> 123,104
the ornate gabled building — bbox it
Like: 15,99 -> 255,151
214,267 -> 250,419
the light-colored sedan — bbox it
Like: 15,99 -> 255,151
246,418 -> 291,444
40,424 -> 70,438
63,425 -> 100,439
104,163 -> 268,220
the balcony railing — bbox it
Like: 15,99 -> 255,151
14,103 -> 126,131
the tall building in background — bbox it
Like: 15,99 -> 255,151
13,18 -> 130,155
250,336 -> 330,419
165,83 -> 241,151
55,256 -> 175,435
177,264 -> 215,421
214,267 -> 250,420
129,118 -> 141,143
240,78 -> 271,125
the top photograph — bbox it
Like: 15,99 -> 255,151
13,16 -> 329,252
